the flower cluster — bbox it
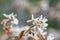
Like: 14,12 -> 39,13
24,14 -> 55,40
1,13 -> 55,40
1,13 -> 19,35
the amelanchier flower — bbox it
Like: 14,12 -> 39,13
25,14 -> 55,40
1,12 -> 18,35
27,14 -> 48,29
3,12 -> 18,25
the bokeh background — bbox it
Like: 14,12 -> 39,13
0,0 -> 60,40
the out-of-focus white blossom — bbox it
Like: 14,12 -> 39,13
11,12 -> 18,25
47,33 -> 55,40
27,14 -> 48,30
41,32 -> 47,38
3,13 -> 11,19
3,12 -> 18,25
26,14 -> 54,40
1,12 -> 19,36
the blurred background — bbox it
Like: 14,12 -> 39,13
0,0 -> 60,40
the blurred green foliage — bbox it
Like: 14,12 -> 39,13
28,0 -> 41,6
49,0 -> 60,6
48,19 -> 60,30
0,0 -> 12,5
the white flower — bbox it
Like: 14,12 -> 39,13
27,14 -> 35,23
39,15 -> 48,23
42,32 -> 47,38
9,12 -> 18,25
37,15 -> 48,28
3,13 -> 11,19
38,27 -> 43,33
27,14 -> 48,30
47,33 -> 55,40
43,17 -> 48,23
3,12 -> 18,25
26,14 -> 49,40
10,27 -> 20,36
41,23 -> 48,30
